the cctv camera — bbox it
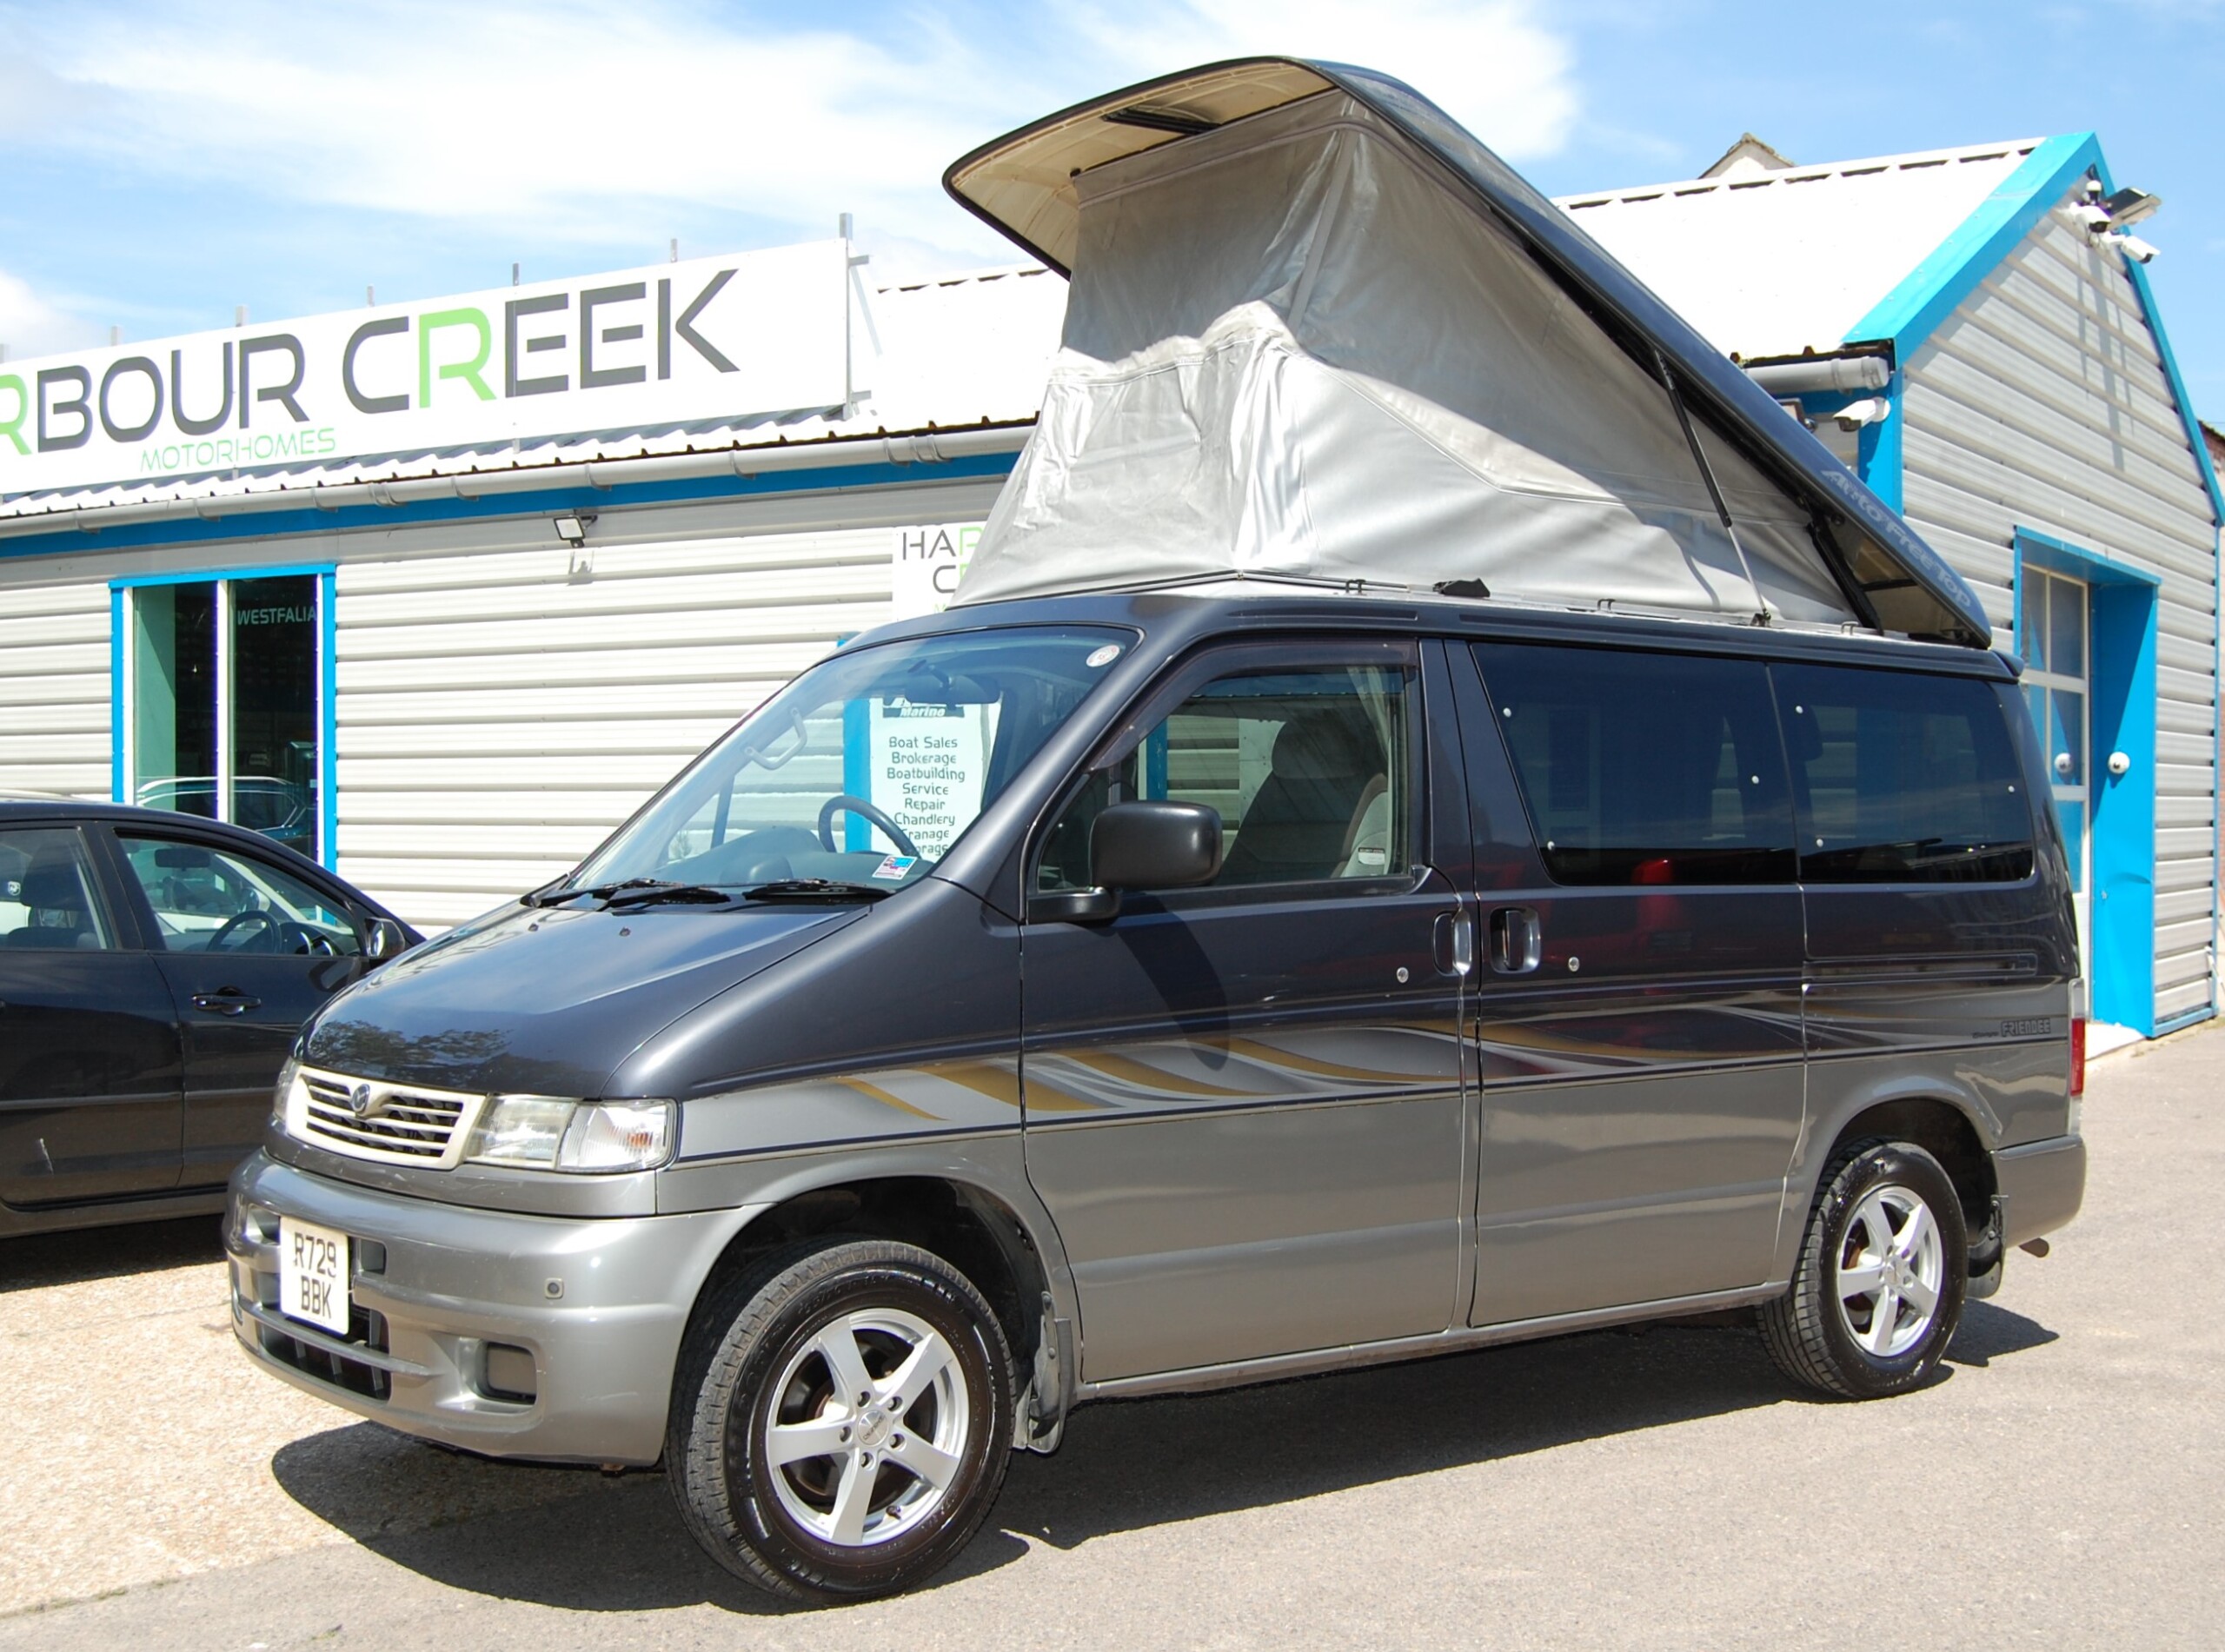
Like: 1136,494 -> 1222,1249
2115,233 -> 2160,264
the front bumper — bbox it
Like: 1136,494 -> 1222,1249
227,1151 -> 757,1465
1994,1133 -> 2086,1248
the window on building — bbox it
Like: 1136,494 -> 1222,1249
125,574 -> 323,863
1775,664 -> 2034,884
1472,642 -> 1794,886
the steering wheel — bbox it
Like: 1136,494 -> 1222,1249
208,909 -> 278,952
816,795 -> 920,859
279,920 -> 339,957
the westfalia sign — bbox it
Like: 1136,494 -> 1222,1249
0,241 -> 849,494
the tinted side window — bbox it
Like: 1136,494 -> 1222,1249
1472,642 -> 1793,886
1774,665 -> 2034,884
0,826 -> 116,950
1039,662 -> 1413,892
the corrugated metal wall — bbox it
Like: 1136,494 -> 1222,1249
333,490 -> 997,930
1901,198 -> 2220,1025
0,577 -> 110,799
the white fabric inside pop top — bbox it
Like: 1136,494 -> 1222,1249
954,91 -> 1856,624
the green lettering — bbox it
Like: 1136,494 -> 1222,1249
418,308 -> 495,406
0,374 -> 27,456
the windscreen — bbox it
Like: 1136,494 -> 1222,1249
564,625 -> 1133,895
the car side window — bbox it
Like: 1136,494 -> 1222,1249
0,827 -> 116,950
116,835 -> 362,955
1473,641 -> 1795,886
1773,664 -> 2035,883
1039,661 -> 1414,893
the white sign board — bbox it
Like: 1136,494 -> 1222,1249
890,521 -> 983,620
867,700 -> 992,861
0,242 -> 850,494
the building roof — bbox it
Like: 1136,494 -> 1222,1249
0,264 -> 1066,534
1556,138 -> 2045,361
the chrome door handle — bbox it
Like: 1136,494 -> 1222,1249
190,991 -> 261,1016
1432,911 -> 1473,977
1488,907 -> 1541,974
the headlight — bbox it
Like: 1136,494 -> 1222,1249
273,1057 -> 302,1131
462,1097 -> 675,1173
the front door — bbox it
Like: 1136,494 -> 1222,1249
0,825 -> 183,1205
1020,640 -> 1468,1382
1458,641 -> 1810,1326
108,828 -> 369,1188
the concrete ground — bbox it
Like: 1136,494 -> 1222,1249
3,1026 -> 2220,1650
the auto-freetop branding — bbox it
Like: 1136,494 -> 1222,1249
0,242 -> 850,494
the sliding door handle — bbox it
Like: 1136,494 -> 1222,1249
1488,907 -> 1541,974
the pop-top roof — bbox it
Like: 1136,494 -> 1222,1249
944,56 -> 1992,645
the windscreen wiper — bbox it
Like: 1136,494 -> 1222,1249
739,879 -> 895,903
525,877 -> 732,909
524,876 -> 674,907
602,882 -> 745,910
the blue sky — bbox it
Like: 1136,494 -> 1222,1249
2,0 -> 2219,423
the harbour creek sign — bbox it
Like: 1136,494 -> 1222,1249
0,241 -> 851,494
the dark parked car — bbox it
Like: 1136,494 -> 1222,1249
0,797 -> 417,1236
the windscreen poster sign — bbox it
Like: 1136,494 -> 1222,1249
0,241 -> 849,494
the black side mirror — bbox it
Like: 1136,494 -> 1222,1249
1028,801 -> 1224,924
363,918 -> 412,964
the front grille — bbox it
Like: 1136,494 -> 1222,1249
294,1067 -> 482,1168
256,1304 -> 394,1400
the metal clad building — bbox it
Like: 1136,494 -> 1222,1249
1561,135 -> 2223,1041
1,132 -> 2217,1043
0,252 -> 1064,926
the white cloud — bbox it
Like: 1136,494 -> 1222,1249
0,0 -> 1581,261
0,269 -> 93,358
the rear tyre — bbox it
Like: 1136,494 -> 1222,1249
668,1238 -> 1014,1602
1761,1139 -> 1967,1399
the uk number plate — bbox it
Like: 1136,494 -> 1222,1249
278,1217 -> 350,1335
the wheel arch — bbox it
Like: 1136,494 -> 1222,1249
1816,1090 -> 1998,1228
678,1169 -> 1065,1384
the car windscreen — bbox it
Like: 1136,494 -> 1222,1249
561,625 -> 1134,899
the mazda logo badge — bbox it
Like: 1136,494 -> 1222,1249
348,1083 -> 379,1119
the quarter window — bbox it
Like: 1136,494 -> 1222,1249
1039,661 -> 1414,892
1472,643 -> 1793,886
1774,665 -> 2034,884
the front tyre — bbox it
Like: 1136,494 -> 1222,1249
668,1238 -> 1015,1602
1761,1140 -> 1968,1399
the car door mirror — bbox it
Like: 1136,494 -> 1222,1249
363,918 -> 413,964
1093,801 -> 1224,890
1029,801 -> 1224,925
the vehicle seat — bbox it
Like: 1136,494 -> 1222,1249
1336,773 -> 1393,877
4,854 -> 100,948
1219,709 -> 1383,885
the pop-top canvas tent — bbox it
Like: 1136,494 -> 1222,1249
943,58 -> 1992,647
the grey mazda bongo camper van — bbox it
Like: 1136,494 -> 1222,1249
228,60 -> 2087,1603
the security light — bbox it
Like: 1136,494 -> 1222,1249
553,514 -> 593,547
1830,397 -> 1891,431
2115,233 -> 2160,265
2103,187 -> 2161,228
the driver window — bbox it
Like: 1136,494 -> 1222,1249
117,835 -> 362,955
0,827 -> 116,951
1039,662 -> 1413,893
